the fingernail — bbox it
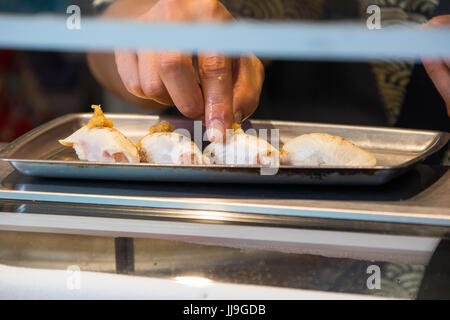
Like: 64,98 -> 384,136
208,119 -> 225,142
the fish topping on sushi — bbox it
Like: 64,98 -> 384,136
280,132 -> 376,167
86,104 -> 114,129
203,123 -> 280,166
59,105 -> 140,163
137,121 -> 207,165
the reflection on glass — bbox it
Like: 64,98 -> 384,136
174,276 -> 213,287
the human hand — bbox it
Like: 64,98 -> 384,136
114,0 -> 265,141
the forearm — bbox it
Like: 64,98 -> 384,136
87,0 -> 167,110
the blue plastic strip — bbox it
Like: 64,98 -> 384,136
1,14 -> 449,61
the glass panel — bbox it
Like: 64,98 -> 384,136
0,230 -> 429,299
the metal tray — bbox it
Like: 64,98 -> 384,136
0,113 -> 448,185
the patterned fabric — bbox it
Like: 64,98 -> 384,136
378,263 -> 425,299
222,0 -> 325,20
359,0 -> 440,125
92,0 -> 116,12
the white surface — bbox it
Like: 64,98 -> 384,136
0,264 -> 386,300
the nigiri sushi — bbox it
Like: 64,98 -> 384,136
59,105 -> 140,163
137,121 -> 207,165
280,133 -> 376,167
203,124 -> 279,166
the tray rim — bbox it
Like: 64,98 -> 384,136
0,113 -> 448,171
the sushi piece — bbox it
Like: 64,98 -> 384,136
203,124 -> 280,166
59,105 -> 140,163
137,121 -> 207,164
280,133 -> 376,167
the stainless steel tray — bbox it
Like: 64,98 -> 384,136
0,113 -> 448,185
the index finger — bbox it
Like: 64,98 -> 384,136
198,53 -> 233,142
